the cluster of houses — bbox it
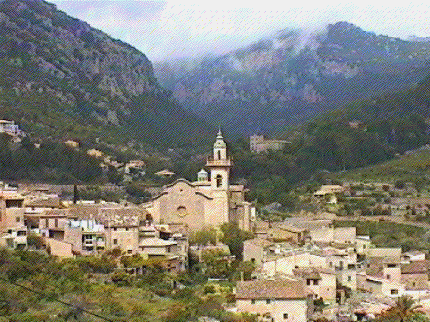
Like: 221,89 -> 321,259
233,217 -> 430,321
313,182 -> 430,218
0,183 -> 189,273
63,141 -> 147,182
4,130 -> 430,321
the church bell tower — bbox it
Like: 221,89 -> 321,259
205,130 -> 232,226
206,129 -> 232,190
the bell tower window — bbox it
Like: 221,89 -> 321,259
217,150 -> 221,160
216,174 -> 222,188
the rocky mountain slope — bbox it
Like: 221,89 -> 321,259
0,0 -> 212,149
156,22 -> 430,137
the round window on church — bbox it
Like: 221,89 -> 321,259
177,206 -> 187,217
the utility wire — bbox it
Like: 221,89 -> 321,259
0,276 -> 116,322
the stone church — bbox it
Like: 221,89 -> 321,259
143,131 -> 255,232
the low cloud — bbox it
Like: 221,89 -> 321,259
52,1 -> 430,62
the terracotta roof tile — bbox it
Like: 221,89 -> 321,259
236,279 -> 306,300
401,260 -> 430,274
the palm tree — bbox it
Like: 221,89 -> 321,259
379,295 -> 423,322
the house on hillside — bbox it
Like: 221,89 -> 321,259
236,278 -> 313,322
249,134 -> 289,153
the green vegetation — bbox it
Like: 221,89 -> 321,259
0,248 -> 255,322
326,150 -> 430,189
0,135 -> 103,183
0,0 -> 213,150
334,220 -> 430,251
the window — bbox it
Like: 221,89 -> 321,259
251,299 -> 255,304
266,299 -> 271,304
283,313 -> 288,319
216,174 -> 222,188
113,239 -> 117,245
127,249 -> 132,254
251,258 -> 255,264
386,274 -> 391,280
314,279 -> 319,285
55,218 -> 58,228
307,279 -> 311,286
217,150 -> 221,160
348,276 -> 352,282
391,289 -> 399,295
16,217 -> 20,222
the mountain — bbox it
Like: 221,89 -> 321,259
0,0 -> 213,149
156,22 -> 430,137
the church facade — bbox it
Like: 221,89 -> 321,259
143,131 -> 256,232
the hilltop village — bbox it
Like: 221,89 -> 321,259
2,132 -> 430,321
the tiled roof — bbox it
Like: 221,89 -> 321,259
68,204 -> 149,227
25,197 -> 62,208
293,268 -> 321,280
245,238 -> 274,248
401,260 -> 430,274
139,237 -> 177,247
236,278 -> 306,300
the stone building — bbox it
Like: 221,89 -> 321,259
249,134 -> 289,153
236,278 -> 312,322
143,131 -> 255,231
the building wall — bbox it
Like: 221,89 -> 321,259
366,248 -> 402,260
336,269 -> 357,290
106,227 -> 139,254
1,207 -> 25,232
401,273 -> 429,290
237,298 -> 308,322
356,238 -> 372,255
383,265 -> 402,284
243,241 -> 264,266
262,253 -> 328,276
151,181 -> 213,231
318,272 -> 337,301
47,238 -> 74,258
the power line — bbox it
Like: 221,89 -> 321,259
0,276 -> 116,322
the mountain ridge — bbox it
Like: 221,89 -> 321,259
0,0 -> 213,149
155,21 -> 430,137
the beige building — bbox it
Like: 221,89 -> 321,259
0,191 -> 27,249
249,135 -> 289,153
401,260 -> 430,290
243,238 -> 274,266
236,278 -> 311,322
293,267 -> 337,302
144,131 -> 255,232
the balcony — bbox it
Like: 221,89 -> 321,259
206,157 -> 232,167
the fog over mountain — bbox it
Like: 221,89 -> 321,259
50,1 -> 430,62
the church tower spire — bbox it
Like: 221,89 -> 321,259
206,130 -> 232,190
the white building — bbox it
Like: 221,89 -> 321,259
0,120 -> 21,136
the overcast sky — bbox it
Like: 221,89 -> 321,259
49,0 -> 430,62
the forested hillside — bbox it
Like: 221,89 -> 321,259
228,74 -> 430,207
0,0 -> 213,149
157,22 -> 430,137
